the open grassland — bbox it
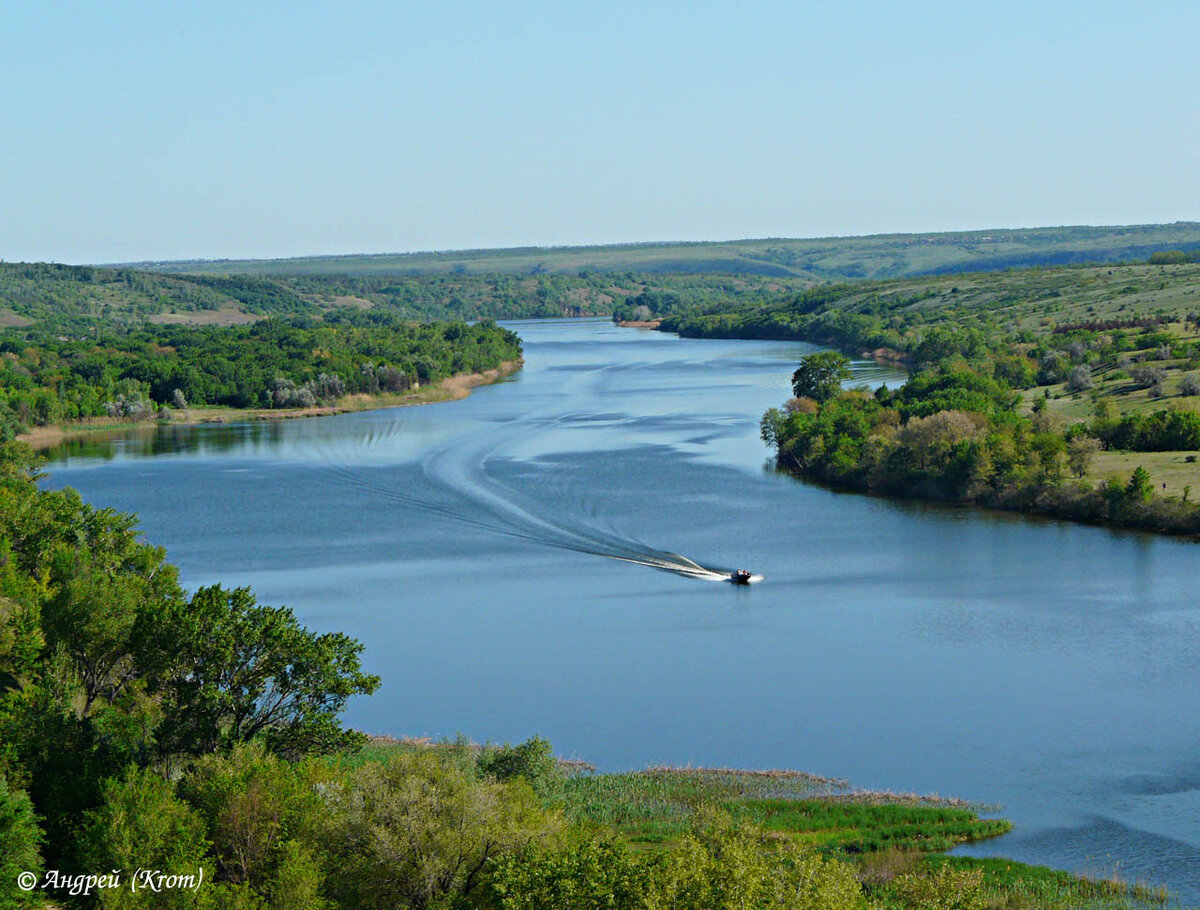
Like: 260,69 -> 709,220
137,222 -> 1200,280
667,261 -> 1200,346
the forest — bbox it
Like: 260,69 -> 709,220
0,262 -> 801,330
0,314 -> 521,440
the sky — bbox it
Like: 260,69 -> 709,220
1,1 -> 1197,263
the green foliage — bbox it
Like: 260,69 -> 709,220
81,766 -> 212,910
1148,250 -> 1198,265
765,362 -> 1200,534
885,863 -> 986,910
177,744 -> 328,890
491,838 -> 650,910
1094,407 -> 1200,452
0,315 -> 522,429
0,443 -> 380,877
321,749 -> 561,910
156,585 -> 380,760
791,352 -> 852,402
477,736 -> 564,798
1127,466 -> 1154,502
0,775 -> 42,910
491,823 -> 866,910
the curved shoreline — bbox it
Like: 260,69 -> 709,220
18,359 -> 523,450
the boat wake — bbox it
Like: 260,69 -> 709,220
311,417 -> 749,583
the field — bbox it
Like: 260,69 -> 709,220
135,222 -> 1200,280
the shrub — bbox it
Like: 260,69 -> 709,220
491,838 -> 649,910
477,736 -> 564,798
1180,374 -> 1200,397
887,864 -> 986,910
178,743 -> 326,890
1066,365 -> 1094,392
1130,364 -> 1166,389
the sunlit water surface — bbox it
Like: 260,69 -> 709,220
43,319 -> 1200,900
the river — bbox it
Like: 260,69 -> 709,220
42,318 -> 1200,899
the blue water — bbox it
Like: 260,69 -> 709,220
43,319 -> 1200,900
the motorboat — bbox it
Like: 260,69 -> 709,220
731,569 -> 753,584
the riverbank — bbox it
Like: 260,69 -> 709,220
339,735 -> 1168,909
18,359 -> 522,450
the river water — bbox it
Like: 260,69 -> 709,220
42,318 -> 1200,899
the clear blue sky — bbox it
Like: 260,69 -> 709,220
2,1 -> 1196,263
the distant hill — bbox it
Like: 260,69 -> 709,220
133,222 -> 1200,280
0,262 -> 801,330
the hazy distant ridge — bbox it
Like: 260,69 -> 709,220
133,222 -> 1200,281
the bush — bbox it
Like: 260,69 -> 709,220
1130,364 -> 1166,389
1066,365 -> 1094,392
178,743 -> 326,890
491,838 -> 649,910
887,864 -> 986,910
1180,374 -> 1200,397
477,736 -> 564,798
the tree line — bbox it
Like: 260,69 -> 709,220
0,313 -> 522,436
762,352 -> 1200,534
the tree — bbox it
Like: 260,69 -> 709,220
156,586 -> 380,760
791,352 -> 851,402
179,743 -> 327,892
1067,435 -> 1100,478
0,776 -> 42,910
323,750 -> 561,910
759,408 -> 784,448
81,766 -> 212,910
1127,466 -> 1153,502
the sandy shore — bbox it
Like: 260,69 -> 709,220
616,319 -> 662,329
19,359 -> 522,450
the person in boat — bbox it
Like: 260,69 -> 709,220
731,569 -> 753,584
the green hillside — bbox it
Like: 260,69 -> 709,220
135,222 -> 1200,279
0,262 -> 806,330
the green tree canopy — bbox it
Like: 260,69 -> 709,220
791,352 -> 852,402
